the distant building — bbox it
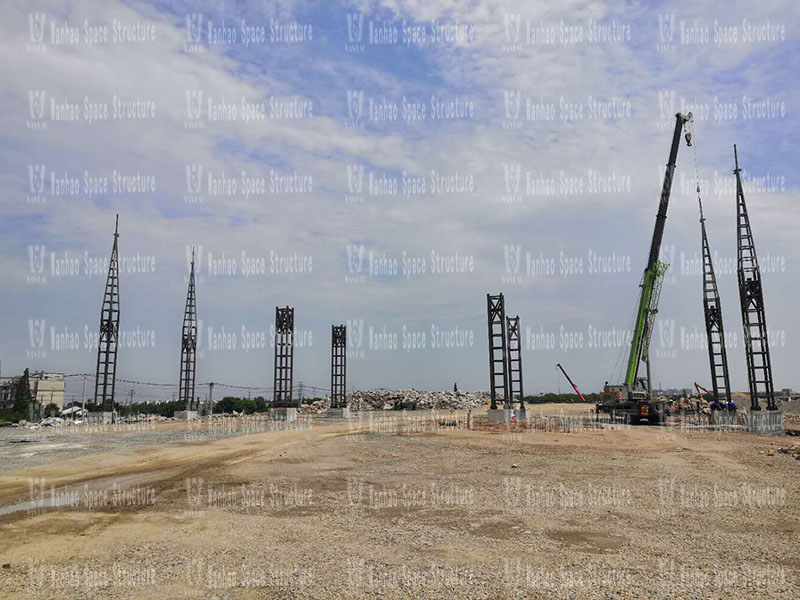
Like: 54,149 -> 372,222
0,371 -> 65,410
0,380 -> 13,408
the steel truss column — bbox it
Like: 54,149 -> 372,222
273,306 -> 294,405
506,315 -> 525,411
699,200 -> 732,405
331,325 -> 347,408
486,293 -> 510,410
94,215 -> 120,412
734,145 -> 776,411
179,248 -> 197,411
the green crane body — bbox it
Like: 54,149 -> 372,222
625,112 -> 691,387
599,112 -> 692,424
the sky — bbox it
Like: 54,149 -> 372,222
0,0 -> 797,403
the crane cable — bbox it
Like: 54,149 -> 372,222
689,118 -> 703,214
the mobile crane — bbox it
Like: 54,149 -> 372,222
556,363 -> 587,402
597,113 -> 693,424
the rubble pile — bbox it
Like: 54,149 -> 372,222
297,390 -> 491,413
299,399 -> 330,414
346,389 -> 490,411
674,396 -> 710,413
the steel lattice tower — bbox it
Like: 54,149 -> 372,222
273,306 -> 294,405
486,293 -> 510,410
506,315 -> 525,411
734,145 -> 776,411
94,215 -> 120,411
179,248 -> 197,411
331,325 -> 346,408
698,198 -> 732,404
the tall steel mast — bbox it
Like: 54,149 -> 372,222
699,198 -> 731,404
179,247 -> 197,410
734,145 -> 776,411
94,215 -> 120,411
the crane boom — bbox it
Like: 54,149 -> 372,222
556,363 -> 586,402
598,112 -> 693,425
624,112 -> 692,386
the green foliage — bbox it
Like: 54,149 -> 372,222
0,409 -> 26,423
43,403 -> 61,418
13,368 -> 33,414
523,392 -> 600,405
114,399 -> 185,418
214,396 -> 257,414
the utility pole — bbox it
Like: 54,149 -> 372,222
81,374 -> 86,417
208,382 -> 214,415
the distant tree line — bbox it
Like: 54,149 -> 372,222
523,392 -> 600,404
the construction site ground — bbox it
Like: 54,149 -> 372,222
0,403 -> 797,599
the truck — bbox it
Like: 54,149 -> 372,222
597,112 -> 693,424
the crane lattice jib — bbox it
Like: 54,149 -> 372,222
641,261 -> 668,364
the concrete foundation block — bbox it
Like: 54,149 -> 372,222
87,411 -> 114,424
745,411 -> 785,434
710,410 -> 737,428
269,407 -> 298,422
514,408 -> 527,420
174,410 -> 199,421
488,408 -> 514,423
326,407 -> 351,418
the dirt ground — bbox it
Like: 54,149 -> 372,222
0,405 -> 797,599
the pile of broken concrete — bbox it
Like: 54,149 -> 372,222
348,389 -> 490,411
299,390 -> 490,414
